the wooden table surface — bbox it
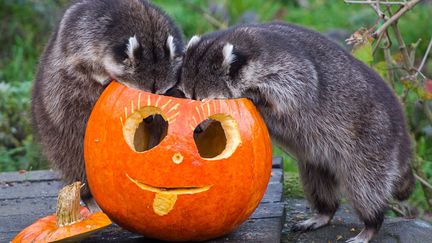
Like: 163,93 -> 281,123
0,157 -> 284,242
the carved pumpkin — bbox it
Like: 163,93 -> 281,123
84,81 -> 272,241
12,182 -> 111,243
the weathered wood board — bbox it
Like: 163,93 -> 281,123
0,157 -> 284,242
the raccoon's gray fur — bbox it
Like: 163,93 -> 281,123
178,23 -> 414,243
32,0 -> 183,200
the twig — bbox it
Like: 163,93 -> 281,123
415,173 -> 432,191
382,33 -> 395,87
372,29 -> 386,55
388,202 -> 406,216
417,37 -> 432,77
345,0 -> 410,5
202,13 -> 228,29
373,0 -> 423,38
370,0 -> 386,18
391,19 -> 414,72
183,1 -> 228,30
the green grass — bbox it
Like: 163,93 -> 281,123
272,144 -> 298,173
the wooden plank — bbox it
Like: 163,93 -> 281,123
80,218 -> 283,243
272,156 -> 283,169
0,197 -> 283,220
262,183 -> 283,203
0,157 -> 285,242
251,202 -> 285,219
3,215 -> 285,242
0,197 -> 56,216
1,232 -> 18,242
209,218 -> 283,243
1,214 -> 46,233
0,180 -> 62,200
0,170 -> 60,183
1,204 -> 285,240
82,225 -> 154,242
270,169 -> 283,184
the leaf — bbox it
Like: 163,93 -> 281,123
392,52 -> 404,64
353,41 -> 373,65
373,61 -> 389,81
401,76 -> 416,90
349,29 -> 374,65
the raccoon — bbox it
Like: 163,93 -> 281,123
31,0 -> 183,206
178,23 -> 414,243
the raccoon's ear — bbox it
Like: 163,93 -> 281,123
126,35 -> 141,60
222,43 -> 247,78
222,43 -> 234,67
186,35 -> 201,50
113,35 -> 141,65
166,35 -> 177,60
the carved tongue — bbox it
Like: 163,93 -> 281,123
153,193 -> 178,216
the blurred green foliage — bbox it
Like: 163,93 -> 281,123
0,0 -> 431,216
0,81 -> 47,171
0,0 -> 68,83
0,1 -> 68,171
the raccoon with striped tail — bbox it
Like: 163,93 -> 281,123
31,0 -> 183,210
177,23 -> 414,243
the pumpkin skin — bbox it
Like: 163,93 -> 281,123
12,182 -> 111,243
84,81 -> 272,241
12,207 -> 111,243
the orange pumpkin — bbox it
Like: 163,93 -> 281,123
84,81 -> 272,241
12,182 -> 111,243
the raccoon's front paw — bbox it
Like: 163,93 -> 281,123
291,214 -> 331,232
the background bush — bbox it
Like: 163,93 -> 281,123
0,0 -> 431,218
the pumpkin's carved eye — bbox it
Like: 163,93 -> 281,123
123,107 -> 168,152
194,114 -> 241,160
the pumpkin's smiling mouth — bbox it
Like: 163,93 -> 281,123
126,174 -> 212,216
126,174 -> 211,195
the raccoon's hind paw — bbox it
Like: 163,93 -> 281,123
346,228 -> 374,243
291,214 -> 331,232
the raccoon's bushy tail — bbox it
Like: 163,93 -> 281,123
393,163 -> 415,201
